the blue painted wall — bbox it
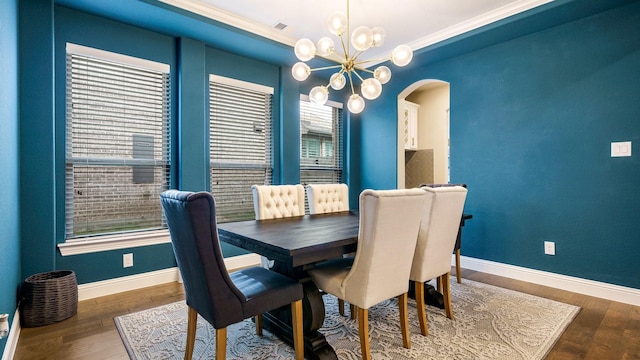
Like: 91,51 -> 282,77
17,2 -> 320,285
20,0 -> 57,282
359,1 -> 640,289
0,0 -> 20,353
8,4 -> 639,347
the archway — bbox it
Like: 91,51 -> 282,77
397,79 -> 450,188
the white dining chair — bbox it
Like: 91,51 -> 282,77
252,184 -> 305,219
251,184 -> 305,267
410,185 -> 467,336
306,183 -> 349,214
306,183 -> 354,315
308,188 -> 427,360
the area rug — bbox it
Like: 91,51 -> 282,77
114,279 -> 580,359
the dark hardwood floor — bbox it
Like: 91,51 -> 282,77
13,269 -> 640,359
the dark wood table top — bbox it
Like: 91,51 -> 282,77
218,211 -> 359,267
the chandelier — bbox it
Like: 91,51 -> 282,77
291,0 -> 413,114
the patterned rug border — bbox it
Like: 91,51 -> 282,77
115,279 -> 580,359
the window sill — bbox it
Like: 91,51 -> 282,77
58,230 -> 171,256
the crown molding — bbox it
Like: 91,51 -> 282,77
158,0 -> 297,46
159,0 -> 554,68
408,0 -> 554,51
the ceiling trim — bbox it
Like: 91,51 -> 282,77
158,0 -> 297,46
159,0 -> 554,55
408,0 -> 554,50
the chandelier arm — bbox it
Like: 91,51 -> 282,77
346,71 -> 356,95
351,50 -> 366,63
338,33 -> 350,61
352,70 -> 365,82
309,64 -> 344,72
355,57 -> 389,65
321,52 -> 345,63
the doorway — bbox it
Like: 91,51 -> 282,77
397,80 -> 450,188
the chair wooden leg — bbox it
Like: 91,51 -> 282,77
185,306 -> 197,360
455,249 -> 462,283
291,300 -> 304,360
442,273 -> 454,319
255,314 -> 263,336
436,276 -> 443,293
215,327 -> 227,360
398,293 -> 411,349
358,307 -> 370,360
414,281 -> 428,336
338,298 -> 345,316
350,304 -> 357,320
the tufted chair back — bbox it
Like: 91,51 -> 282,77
410,186 -> 467,283
306,183 -> 349,214
251,184 -> 305,220
308,188 -> 428,359
409,185 -> 467,336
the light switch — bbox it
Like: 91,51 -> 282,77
611,141 -> 632,157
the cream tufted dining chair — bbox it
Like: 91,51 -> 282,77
306,183 -> 349,214
410,185 -> 467,336
252,184 -> 306,267
308,189 -> 427,360
306,183 -> 352,315
252,184 -> 305,220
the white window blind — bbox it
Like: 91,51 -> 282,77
209,75 -> 273,223
65,44 -> 171,240
300,96 -> 343,185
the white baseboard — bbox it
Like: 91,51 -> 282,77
1,308 -> 20,360
457,255 -> 640,307
78,253 -> 261,300
75,253 -> 640,306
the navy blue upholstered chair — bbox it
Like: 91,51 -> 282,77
160,190 -> 304,360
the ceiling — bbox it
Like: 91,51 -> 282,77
159,0 -> 554,65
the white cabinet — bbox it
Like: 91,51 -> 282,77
402,101 -> 419,150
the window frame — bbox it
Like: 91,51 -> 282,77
299,95 -> 344,186
59,43 -> 172,256
209,74 -> 274,223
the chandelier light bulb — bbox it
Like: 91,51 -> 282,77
374,66 -> 391,84
391,44 -> 413,67
361,78 -> 382,100
292,62 -> 311,81
316,37 -> 335,57
330,72 -> 346,90
309,86 -> 329,105
371,27 -> 386,47
347,94 -> 365,114
327,12 -> 348,36
351,26 -> 374,52
294,38 -> 316,61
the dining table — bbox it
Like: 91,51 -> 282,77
217,210 -> 473,359
218,211 -> 359,360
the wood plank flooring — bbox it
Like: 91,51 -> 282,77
13,269 -> 640,359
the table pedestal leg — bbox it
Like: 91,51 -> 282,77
263,262 -> 338,360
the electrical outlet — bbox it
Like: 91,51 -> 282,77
544,241 -> 555,255
123,253 -> 134,267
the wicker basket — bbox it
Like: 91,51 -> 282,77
21,270 -> 78,328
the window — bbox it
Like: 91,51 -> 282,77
65,44 -> 171,240
209,75 -> 273,223
300,96 -> 343,185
